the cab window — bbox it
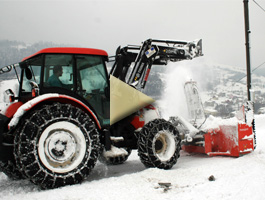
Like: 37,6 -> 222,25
43,54 -> 73,89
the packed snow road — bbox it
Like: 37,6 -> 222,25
0,115 -> 265,200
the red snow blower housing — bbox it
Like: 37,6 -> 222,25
182,101 -> 255,157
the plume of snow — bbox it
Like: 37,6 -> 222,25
159,58 -> 208,120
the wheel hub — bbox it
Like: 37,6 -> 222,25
153,131 -> 176,162
155,136 -> 166,153
46,130 -> 76,163
38,121 -> 87,173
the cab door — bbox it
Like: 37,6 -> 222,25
76,55 -> 110,126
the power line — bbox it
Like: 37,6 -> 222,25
235,61 -> 265,83
252,61 -> 265,72
253,0 -> 265,13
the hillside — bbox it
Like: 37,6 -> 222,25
143,60 -> 265,117
0,40 -> 76,68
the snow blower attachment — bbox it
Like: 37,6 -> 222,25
180,96 -> 255,157
171,80 -> 255,157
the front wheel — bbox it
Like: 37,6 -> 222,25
138,119 -> 181,169
14,103 -> 100,189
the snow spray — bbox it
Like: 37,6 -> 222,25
159,59 -> 210,120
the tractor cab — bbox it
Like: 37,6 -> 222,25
4,47 -> 110,127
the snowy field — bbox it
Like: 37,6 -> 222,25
0,114 -> 264,200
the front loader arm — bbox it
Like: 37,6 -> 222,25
110,38 -> 203,90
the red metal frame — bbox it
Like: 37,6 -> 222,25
22,47 -> 108,61
182,123 -> 254,157
130,105 -> 158,130
131,109 -> 145,130
5,102 -> 23,118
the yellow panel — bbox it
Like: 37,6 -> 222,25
110,75 -> 155,125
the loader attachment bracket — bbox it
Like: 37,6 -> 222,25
110,38 -> 203,90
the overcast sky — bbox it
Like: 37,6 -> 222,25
0,0 -> 264,69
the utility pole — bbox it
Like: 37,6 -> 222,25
243,0 -> 256,150
243,0 -> 252,101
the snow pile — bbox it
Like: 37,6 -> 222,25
103,145 -> 128,158
200,115 -> 239,132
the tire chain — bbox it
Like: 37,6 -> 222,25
0,159 -> 24,180
138,118 -> 181,169
13,103 -> 100,189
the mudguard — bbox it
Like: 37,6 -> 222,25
8,93 -> 101,130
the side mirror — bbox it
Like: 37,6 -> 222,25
25,68 -> 32,80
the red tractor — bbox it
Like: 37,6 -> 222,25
0,39 -> 203,189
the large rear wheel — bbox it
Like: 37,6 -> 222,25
138,119 -> 181,169
14,103 -> 100,189
0,129 -> 25,180
0,159 -> 24,180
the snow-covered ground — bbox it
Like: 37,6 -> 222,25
0,114 -> 264,200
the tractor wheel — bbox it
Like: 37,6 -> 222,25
0,128 -> 25,180
0,159 -> 24,180
99,147 -> 132,165
138,119 -> 181,169
14,103 -> 100,189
